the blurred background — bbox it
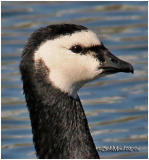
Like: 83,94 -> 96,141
1,1 -> 148,159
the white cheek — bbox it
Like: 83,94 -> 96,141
35,46 -> 101,96
49,53 -> 101,93
34,30 -> 102,96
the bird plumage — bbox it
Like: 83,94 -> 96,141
20,24 -> 133,159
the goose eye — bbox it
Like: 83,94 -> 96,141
70,45 -> 83,53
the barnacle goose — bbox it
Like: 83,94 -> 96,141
20,24 -> 133,159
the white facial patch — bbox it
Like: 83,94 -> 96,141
34,30 -> 103,97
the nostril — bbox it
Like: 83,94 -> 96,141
110,58 -> 118,64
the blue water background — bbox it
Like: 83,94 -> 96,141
1,1 -> 148,159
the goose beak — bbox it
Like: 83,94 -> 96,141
98,49 -> 134,75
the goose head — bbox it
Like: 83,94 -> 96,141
27,24 -> 134,97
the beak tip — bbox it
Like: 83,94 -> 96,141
129,64 -> 134,74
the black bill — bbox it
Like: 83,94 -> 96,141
96,43 -> 134,74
